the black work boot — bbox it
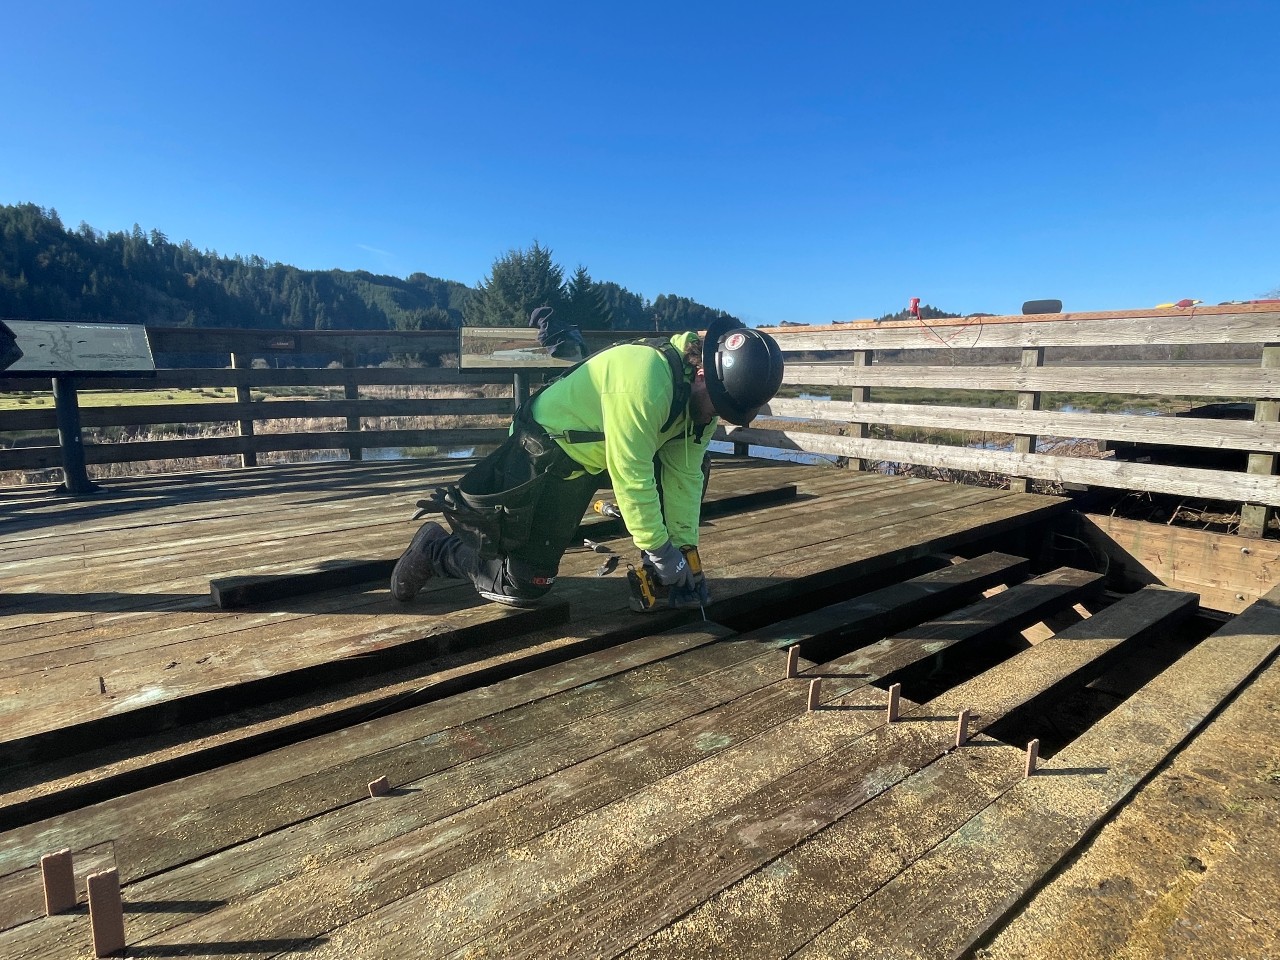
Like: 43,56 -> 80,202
390,521 -> 451,601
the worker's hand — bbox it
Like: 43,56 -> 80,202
644,540 -> 694,590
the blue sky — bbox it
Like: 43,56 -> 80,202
3,1 -> 1277,324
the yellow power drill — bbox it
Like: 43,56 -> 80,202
627,544 -> 707,616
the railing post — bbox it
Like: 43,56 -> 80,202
1239,343 -> 1280,538
1010,347 -> 1044,494
847,350 -> 873,471
51,375 -> 99,496
342,351 -> 362,461
230,352 -> 258,468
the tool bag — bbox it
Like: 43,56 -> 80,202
415,407 -> 576,560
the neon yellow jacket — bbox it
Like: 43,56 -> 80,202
529,331 -> 714,552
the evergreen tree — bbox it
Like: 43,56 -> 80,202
463,241 -> 566,327
560,265 -> 612,329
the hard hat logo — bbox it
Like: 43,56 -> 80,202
725,332 -> 747,350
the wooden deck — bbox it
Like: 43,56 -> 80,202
1,458 -> 1277,958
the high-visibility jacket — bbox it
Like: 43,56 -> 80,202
529,331 -> 714,552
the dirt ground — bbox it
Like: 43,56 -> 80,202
978,652 -> 1280,960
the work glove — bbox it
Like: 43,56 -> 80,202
668,577 -> 711,610
644,540 -> 695,591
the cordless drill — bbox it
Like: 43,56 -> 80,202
627,544 -> 707,613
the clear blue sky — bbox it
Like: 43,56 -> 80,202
3,1 -> 1277,324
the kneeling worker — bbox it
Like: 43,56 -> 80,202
391,315 -> 785,609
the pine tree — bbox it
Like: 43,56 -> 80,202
463,241 -> 566,327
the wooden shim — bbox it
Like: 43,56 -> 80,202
783,362 -> 1280,399
39,848 -> 75,916
724,426 -> 1280,507
625,586 -> 1200,960
766,398 -> 1280,454
0,842 -> 115,932
794,589 -> 1280,960
86,868 -> 125,957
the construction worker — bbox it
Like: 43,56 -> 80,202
390,314 -> 785,609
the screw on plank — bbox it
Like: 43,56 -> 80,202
368,776 -> 391,798
807,678 -> 822,712
785,645 -> 800,679
956,709 -> 971,747
87,868 -> 125,957
886,682 -> 902,722
41,849 -> 76,915
1025,739 -> 1040,778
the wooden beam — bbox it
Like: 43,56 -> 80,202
1078,513 -> 1280,613
765,399 -> 1280,454
784,362 -> 1280,398
723,427 -> 1280,507
759,304 -> 1280,349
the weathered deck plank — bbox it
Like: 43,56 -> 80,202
0,558 -> 1053,956
794,588 -> 1280,960
622,584 -> 1201,960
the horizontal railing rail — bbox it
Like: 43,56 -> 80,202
736,302 -> 1280,536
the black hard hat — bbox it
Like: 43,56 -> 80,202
702,316 -> 785,426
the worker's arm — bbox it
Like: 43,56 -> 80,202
655,426 -> 714,548
599,380 -> 671,552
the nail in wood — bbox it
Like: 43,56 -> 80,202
785,645 -> 800,679
807,678 -> 822,712
886,682 -> 902,722
955,709 -> 970,747
98,676 -> 106,695
87,868 -> 125,957
1025,739 -> 1040,778
368,776 -> 390,797
41,848 -> 76,915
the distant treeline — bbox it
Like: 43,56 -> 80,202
0,204 -> 740,334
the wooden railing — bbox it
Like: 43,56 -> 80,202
732,303 -> 1280,536
0,326 -> 659,484
4,309 -> 1280,538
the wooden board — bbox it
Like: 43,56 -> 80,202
1081,512 -> 1280,613
767,398 -> 1280,454
727,425 -> 1280,507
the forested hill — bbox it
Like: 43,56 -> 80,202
0,204 -> 739,333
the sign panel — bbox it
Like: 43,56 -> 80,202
1,320 -> 156,376
459,327 -> 581,369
